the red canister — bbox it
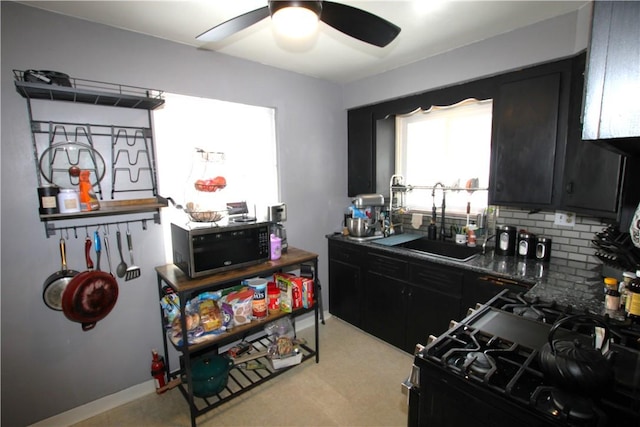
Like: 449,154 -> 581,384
267,283 -> 280,315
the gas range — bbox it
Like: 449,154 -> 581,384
407,290 -> 640,426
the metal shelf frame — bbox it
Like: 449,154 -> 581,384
14,70 -> 167,237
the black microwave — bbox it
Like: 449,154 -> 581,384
171,222 -> 271,278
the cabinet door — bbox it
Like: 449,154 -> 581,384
375,116 -> 395,198
583,0 -> 640,141
490,73 -> 561,206
405,283 -> 460,353
348,108 -> 374,196
329,260 -> 362,327
407,262 -> 463,344
328,241 -> 363,327
563,137 -> 623,214
362,271 -> 406,349
362,252 -> 408,348
563,52 -> 624,216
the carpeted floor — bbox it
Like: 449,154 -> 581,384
71,317 -> 413,427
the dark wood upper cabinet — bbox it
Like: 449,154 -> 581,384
347,108 -> 374,196
489,72 -> 561,207
347,52 -> 640,228
582,0 -> 640,154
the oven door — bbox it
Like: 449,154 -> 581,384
412,356 -> 557,427
402,363 -> 421,426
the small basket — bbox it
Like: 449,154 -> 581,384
185,210 -> 227,223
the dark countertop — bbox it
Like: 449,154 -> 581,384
327,233 -> 615,317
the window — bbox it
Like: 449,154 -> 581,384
154,93 -> 278,262
395,98 -> 492,214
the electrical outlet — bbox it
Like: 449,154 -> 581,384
554,211 -> 575,227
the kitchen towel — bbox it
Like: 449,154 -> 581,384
411,213 -> 423,229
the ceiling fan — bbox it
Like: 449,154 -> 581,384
196,1 -> 401,47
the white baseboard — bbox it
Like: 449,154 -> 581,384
29,310 -> 330,426
28,381 -> 155,427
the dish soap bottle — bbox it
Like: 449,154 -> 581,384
78,170 -> 100,211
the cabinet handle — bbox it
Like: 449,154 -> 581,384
565,182 -> 574,194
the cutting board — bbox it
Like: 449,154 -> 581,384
372,234 -> 423,246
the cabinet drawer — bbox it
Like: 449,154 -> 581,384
329,242 -> 362,264
367,252 -> 408,279
409,262 -> 463,297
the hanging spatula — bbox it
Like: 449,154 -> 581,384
125,230 -> 141,281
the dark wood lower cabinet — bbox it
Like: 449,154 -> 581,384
362,271 -> 407,350
328,241 -> 363,328
329,240 -> 475,354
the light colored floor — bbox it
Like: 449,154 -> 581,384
71,317 -> 413,427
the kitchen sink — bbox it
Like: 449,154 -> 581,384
392,237 -> 482,261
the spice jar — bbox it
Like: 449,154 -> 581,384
604,277 -> 620,311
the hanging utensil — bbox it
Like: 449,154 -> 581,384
93,230 -> 101,271
115,230 -> 128,278
125,230 -> 141,281
104,235 -> 114,276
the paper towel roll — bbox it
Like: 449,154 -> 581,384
411,213 -> 423,229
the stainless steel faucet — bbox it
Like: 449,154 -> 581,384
433,182 -> 446,240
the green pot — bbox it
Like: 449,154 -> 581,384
188,355 -> 233,398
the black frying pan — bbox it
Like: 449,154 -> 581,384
43,237 -> 79,311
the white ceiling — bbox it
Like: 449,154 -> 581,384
19,0 -> 591,83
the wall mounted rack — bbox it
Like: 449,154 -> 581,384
13,70 -> 167,237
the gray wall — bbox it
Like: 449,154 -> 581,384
1,3 -> 344,426
1,2 -> 590,425
343,2 -> 592,108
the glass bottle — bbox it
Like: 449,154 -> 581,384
627,270 -> 640,323
620,271 -> 636,313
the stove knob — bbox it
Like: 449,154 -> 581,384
414,343 -> 425,355
449,320 -> 459,329
426,335 -> 437,345
466,307 -> 476,317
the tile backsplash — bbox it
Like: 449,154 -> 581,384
397,206 -> 612,264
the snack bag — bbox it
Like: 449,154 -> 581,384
301,277 -> 314,309
275,273 -> 295,313
199,299 -> 222,332
225,288 -> 254,325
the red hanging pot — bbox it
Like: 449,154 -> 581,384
62,237 -> 118,331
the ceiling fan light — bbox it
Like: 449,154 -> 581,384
272,6 -> 319,39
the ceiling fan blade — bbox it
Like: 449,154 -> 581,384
320,1 -> 400,47
196,6 -> 270,42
